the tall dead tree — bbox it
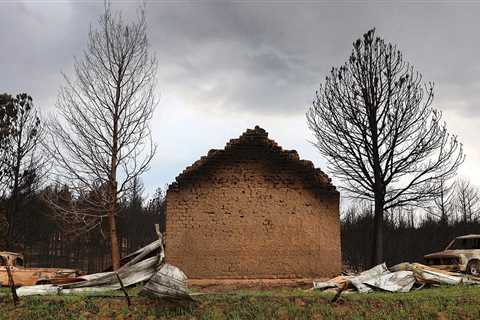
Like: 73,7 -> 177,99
46,3 -> 157,270
455,178 -> 480,223
307,29 -> 464,266
426,177 -> 456,225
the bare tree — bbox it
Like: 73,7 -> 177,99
46,3 -> 157,270
455,178 -> 480,223
307,29 -> 464,266
4,93 -> 44,249
426,177 -> 456,225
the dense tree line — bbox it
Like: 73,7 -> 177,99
0,93 -> 43,250
0,91 -> 162,272
0,179 -> 164,273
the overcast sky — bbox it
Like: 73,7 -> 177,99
1,1 -> 479,198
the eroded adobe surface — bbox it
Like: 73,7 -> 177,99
165,126 -> 341,279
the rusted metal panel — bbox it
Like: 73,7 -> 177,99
424,234 -> 480,274
0,252 -> 24,268
0,267 -> 81,286
0,251 -> 82,287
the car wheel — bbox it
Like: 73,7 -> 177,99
467,260 -> 480,276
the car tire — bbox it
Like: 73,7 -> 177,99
467,260 -> 480,276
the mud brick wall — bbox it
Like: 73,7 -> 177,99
165,127 -> 341,279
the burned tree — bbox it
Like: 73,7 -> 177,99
4,93 -> 44,250
455,178 -> 480,223
0,94 -> 17,191
0,94 -> 17,247
426,177 -> 456,225
46,3 -> 157,270
307,29 -> 464,266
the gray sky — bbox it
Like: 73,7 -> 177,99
1,0 -> 479,198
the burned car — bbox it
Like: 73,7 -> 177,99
424,234 -> 480,276
0,251 -> 84,287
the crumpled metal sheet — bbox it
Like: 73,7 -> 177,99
349,263 -> 390,293
314,262 -> 480,294
16,284 -> 61,296
16,235 -> 190,300
141,263 -> 190,299
17,253 -> 160,296
313,265 -> 392,292
362,270 -> 416,292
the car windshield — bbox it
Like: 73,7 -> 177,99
448,238 -> 480,250
14,257 -> 24,267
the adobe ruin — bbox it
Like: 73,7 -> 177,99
164,126 -> 341,279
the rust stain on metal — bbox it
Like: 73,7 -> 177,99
0,251 -> 84,287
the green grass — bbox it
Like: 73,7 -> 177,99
2,285 -> 480,319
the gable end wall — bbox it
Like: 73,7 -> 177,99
165,152 -> 341,279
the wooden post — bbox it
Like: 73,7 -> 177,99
331,281 -> 348,303
6,266 -> 19,306
115,272 -> 131,307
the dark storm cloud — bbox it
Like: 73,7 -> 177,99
1,1 -> 480,191
142,1 -> 480,116
0,2 -> 103,109
144,2 -> 373,114
2,1 -> 480,116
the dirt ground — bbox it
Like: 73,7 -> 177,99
188,278 -> 316,292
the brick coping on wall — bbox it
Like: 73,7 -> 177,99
168,125 -> 337,194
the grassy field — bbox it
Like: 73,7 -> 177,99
1,285 -> 480,319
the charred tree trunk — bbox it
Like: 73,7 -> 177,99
372,196 -> 385,265
6,139 -> 22,250
109,180 -> 120,270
